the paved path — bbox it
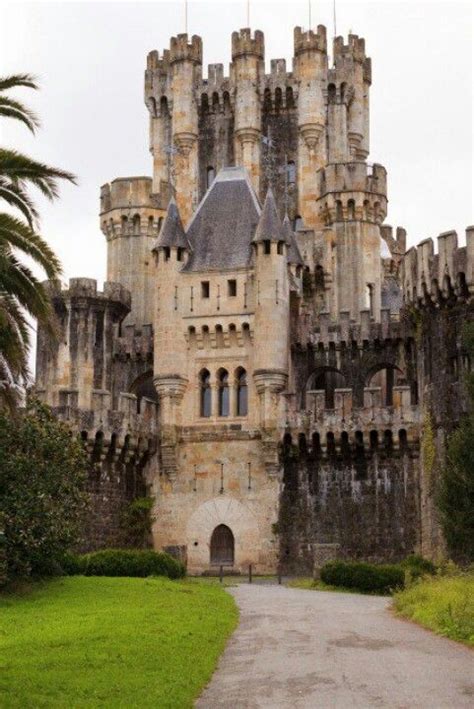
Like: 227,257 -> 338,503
196,585 -> 473,708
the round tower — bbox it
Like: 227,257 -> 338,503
231,28 -> 265,194
152,198 -> 189,442
100,177 -> 165,328
316,162 -> 388,320
169,34 -> 202,224
252,189 -> 289,430
293,25 -> 328,229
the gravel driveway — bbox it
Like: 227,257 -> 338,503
196,584 -> 473,708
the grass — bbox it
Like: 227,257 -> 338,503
393,573 -> 474,646
0,576 -> 238,708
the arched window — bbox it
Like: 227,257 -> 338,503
236,367 -> 248,416
200,369 -> 211,417
287,161 -> 296,184
217,368 -> 229,417
347,199 -> 355,220
207,166 -> 215,188
275,87 -> 283,111
160,96 -> 169,118
294,215 -> 303,231
133,214 -> 141,234
328,83 -> 336,104
285,86 -> 295,109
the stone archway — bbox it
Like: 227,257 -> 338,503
185,496 -> 261,573
210,524 -> 234,566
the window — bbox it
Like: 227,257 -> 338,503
277,242 -> 284,255
207,166 -> 215,188
264,240 -> 271,254
287,161 -> 296,184
228,279 -> 237,297
217,369 -> 229,417
201,281 -> 210,298
294,215 -> 303,231
200,369 -> 211,417
236,368 -> 248,416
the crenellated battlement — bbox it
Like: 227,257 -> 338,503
44,278 -> 131,311
170,33 -> 202,65
113,324 -> 154,361
146,49 -> 170,74
231,28 -> 265,60
294,25 -> 327,56
100,177 -> 154,213
316,162 -> 387,225
307,308 -> 406,347
381,225 -> 407,258
333,34 -> 367,64
402,226 -> 474,305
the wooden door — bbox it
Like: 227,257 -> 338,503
210,524 -> 234,566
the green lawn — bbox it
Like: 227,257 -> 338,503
393,574 -> 474,646
0,576 -> 238,708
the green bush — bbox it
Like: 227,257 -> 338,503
72,549 -> 185,580
401,554 -> 436,580
320,560 -> 405,594
0,400 -> 88,582
121,497 -> 155,548
60,552 -> 85,576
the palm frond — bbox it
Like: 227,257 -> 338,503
0,74 -> 38,92
0,149 -> 77,200
0,213 -> 61,278
0,179 -> 39,225
0,96 -> 40,133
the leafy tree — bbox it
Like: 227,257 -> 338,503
0,74 -> 76,409
438,323 -> 474,561
0,399 -> 88,581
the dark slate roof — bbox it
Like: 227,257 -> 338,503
183,167 -> 261,271
252,188 -> 285,243
152,196 -> 189,251
282,214 -> 304,266
382,276 -> 403,313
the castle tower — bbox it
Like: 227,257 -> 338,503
293,26 -> 328,228
100,177 -> 165,327
316,162 -> 387,320
331,35 -> 371,161
252,189 -> 290,430
169,34 -> 202,223
152,198 -> 190,463
231,29 -> 265,193
35,279 -> 130,409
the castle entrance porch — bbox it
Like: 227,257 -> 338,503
210,524 -> 234,566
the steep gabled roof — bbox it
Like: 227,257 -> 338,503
282,214 -> 304,266
252,188 -> 286,243
152,196 -> 189,251
183,167 -> 260,271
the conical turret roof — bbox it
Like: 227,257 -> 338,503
282,214 -> 304,266
252,188 -> 285,243
152,196 -> 189,251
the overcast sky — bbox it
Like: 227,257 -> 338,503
1,0 -> 473,288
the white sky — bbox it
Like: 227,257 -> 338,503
1,0 -> 473,289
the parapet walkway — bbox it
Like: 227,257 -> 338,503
196,584 -> 473,708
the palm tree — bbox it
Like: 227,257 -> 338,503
0,74 -> 76,409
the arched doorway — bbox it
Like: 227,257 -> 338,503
210,524 -> 234,566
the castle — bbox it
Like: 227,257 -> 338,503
35,24 -> 473,573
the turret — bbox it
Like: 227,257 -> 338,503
152,198 -> 190,441
252,189 -> 289,429
231,29 -> 265,193
100,177 -> 165,327
145,34 -> 202,225
293,25 -> 328,228
169,34 -> 202,223
35,279 -> 130,409
316,163 -> 387,320
329,34 -> 371,162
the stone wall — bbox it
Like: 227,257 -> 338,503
279,436 -> 420,573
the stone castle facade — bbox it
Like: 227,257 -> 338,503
35,25 -> 473,573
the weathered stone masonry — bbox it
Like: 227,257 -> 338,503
35,23 -> 473,569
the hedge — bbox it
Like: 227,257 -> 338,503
62,549 -> 185,580
321,560 -> 405,594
